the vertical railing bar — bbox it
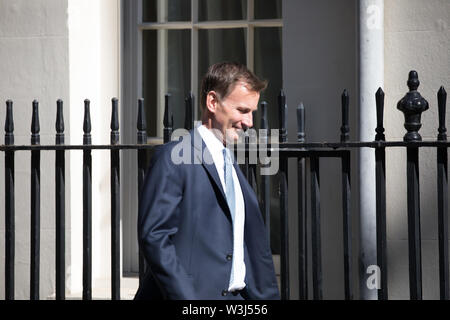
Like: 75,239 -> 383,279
375,87 -> 388,300
375,146 -> 388,299
55,99 -> 65,300
279,155 -> 289,300
437,86 -> 449,300
297,102 -> 308,300
397,70 -> 429,300
437,146 -> 449,300
278,90 -> 289,300
30,100 -> 41,300
82,99 -> 92,300
111,98 -> 121,300
341,151 -> 352,300
247,111 -> 258,190
375,146 -> 387,299
340,90 -> 353,300
406,146 -> 422,300
4,99 -> 15,300
137,98 -> 148,286
310,156 -> 322,300
397,71 -> 428,300
260,101 -> 270,238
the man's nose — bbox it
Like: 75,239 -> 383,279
242,112 -> 253,131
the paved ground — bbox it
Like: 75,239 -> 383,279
47,276 -> 139,300
47,255 -> 280,300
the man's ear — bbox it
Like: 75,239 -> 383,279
205,91 -> 219,114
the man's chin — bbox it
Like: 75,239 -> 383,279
225,129 -> 243,145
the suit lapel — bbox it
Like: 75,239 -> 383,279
190,128 -> 228,209
190,128 -> 260,223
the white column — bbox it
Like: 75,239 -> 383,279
358,0 -> 384,300
68,0 -> 120,297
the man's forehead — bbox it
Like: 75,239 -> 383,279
227,81 -> 260,98
233,81 -> 254,92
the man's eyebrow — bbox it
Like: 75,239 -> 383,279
237,106 -> 252,111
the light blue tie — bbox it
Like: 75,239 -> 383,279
223,147 -> 237,287
223,148 -> 235,219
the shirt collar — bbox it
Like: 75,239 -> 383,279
197,124 -> 226,156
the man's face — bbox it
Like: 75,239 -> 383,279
207,81 -> 259,145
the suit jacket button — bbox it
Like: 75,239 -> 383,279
226,254 -> 233,261
222,290 -> 228,296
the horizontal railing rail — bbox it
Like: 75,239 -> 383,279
6,140 -> 450,152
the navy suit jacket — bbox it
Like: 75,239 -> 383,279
134,128 -> 280,300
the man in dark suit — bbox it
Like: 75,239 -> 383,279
135,62 -> 279,300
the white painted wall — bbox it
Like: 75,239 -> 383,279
283,0 -> 359,299
0,0 -> 120,299
384,0 -> 450,299
67,0 -> 120,297
0,0 -> 69,299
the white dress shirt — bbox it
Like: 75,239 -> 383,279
197,125 -> 246,292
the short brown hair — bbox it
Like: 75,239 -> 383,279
200,61 -> 267,111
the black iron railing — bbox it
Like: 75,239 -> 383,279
0,70 -> 448,300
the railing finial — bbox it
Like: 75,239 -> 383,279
31,100 -> 40,145
5,99 -> 14,145
111,98 -> 119,145
437,86 -> 447,141
397,70 -> 429,142
164,93 -> 173,143
56,99 -> 65,145
297,102 -> 305,143
83,99 -> 92,145
278,89 -> 287,143
260,101 -> 268,130
185,92 -> 194,131
137,98 -> 147,144
375,87 -> 385,141
340,89 -> 350,142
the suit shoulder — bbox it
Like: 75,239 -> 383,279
153,140 -> 180,157
154,136 -> 192,156
151,135 -> 195,168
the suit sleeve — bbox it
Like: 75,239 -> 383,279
138,144 -> 196,299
